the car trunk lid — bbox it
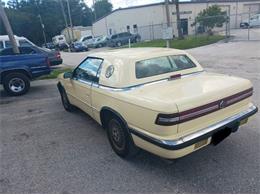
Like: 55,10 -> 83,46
128,72 -> 253,134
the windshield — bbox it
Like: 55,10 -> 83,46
135,55 -> 197,79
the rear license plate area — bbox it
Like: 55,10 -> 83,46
240,118 -> 248,126
194,139 -> 208,149
211,128 -> 232,145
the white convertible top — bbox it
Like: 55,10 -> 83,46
88,48 -> 204,88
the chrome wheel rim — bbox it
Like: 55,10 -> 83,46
8,78 -> 25,93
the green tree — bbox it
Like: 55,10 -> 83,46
194,5 -> 227,35
93,0 -> 112,20
0,0 -> 94,45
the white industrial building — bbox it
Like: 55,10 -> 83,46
61,26 -> 92,42
92,0 -> 260,40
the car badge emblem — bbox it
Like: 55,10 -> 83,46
219,100 -> 226,109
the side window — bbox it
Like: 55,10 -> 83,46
120,33 -> 127,37
5,41 -> 12,48
0,48 -> 15,56
0,41 -> 3,49
20,47 -> 37,54
73,58 -> 103,83
111,35 -> 117,39
19,40 -> 33,47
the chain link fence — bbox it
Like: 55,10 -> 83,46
135,10 -> 260,42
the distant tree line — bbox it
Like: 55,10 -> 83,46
0,0 -> 113,45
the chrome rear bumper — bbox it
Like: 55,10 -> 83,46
130,105 -> 258,150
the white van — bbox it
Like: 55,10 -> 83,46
240,13 -> 260,28
52,35 -> 67,46
0,35 -> 35,51
78,35 -> 94,47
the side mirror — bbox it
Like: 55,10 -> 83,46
63,71 -> 73,79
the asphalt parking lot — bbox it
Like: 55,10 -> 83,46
0,41 -> 259,193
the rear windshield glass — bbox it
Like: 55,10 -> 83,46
135,55 -> 196,79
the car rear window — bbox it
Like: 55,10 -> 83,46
135,55 -> 197,79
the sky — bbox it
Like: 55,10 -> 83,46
84,0 -> 164,9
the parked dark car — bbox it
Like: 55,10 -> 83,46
0,46 -> 63,66
36,47 -> 62,66
107,32 -> 141,47
240,22 -> 250,28
90,36 -> 109,48
71,42 -> 88,52
43,42 -> 56,50
0,49 -> 51,96
55,42 -> 69,51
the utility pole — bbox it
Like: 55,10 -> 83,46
0,1 -> 19,53
93,0 -> 96,21
248,7 -> 251,41
165,0 -> 170,48
59,0 -> 71,49
38,14 -> 47,46
175,0 -> 183,39
66,0 -> 75,42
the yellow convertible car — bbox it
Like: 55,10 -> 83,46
57,48 -> 257,159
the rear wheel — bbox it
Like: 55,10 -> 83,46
107,116 -> 139,158
3,72 -> 30,96
135,37 -> 141,42
116,41 -> 122,47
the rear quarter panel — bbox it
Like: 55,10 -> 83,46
91,87 -> 179,137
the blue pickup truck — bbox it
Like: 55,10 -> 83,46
0,52 -> 51,96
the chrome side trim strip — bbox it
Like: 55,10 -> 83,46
31,66 -> 49,69
72,71 -> 204,92
130,105 -> 258,150
97,70 -> 205,92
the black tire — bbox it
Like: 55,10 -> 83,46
3,72 -> 30,96
135,37 -> 141,43
116,41 -> 122,47
60,88 -> 74,112
107,116 -> 139,158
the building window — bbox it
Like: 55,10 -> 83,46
126,25 -> 130,32
133,24 -> 138,33
109,28 -> 112,35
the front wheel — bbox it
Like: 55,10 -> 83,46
107,116 -> 139,158
3,72 -> 30,96
60,89 -> 74,112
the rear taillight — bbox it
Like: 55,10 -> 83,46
156,113 -> 180,126
155,88 -> 253,126
46,58 -> 51,67
56,52 -> 61,59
